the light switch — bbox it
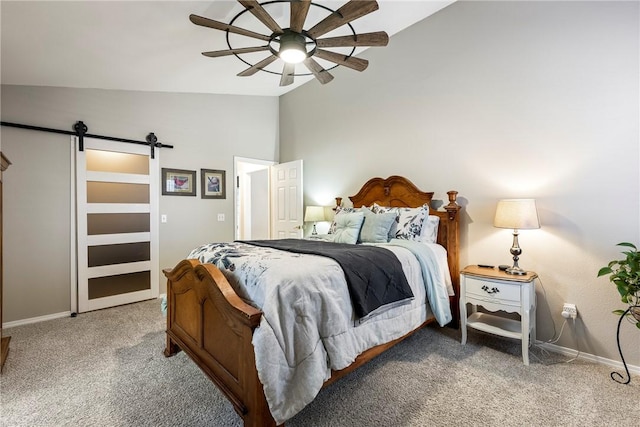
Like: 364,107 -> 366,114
161,214 -> 167,223
217,213 -> 225,221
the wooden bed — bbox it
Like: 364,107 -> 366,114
163,175 -> 461,426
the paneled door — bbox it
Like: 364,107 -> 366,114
270,160 -> 303,238
76,137 -> 159,313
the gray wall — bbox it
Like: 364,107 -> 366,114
280,1 -> 639,364
1,85 -> 278,322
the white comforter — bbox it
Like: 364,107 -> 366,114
187,239 -> 452,424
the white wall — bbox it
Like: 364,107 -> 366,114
280,1 -> 639,365
1,85 -> 278,322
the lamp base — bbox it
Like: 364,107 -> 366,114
506,266 -> 527,275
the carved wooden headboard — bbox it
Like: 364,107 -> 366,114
348,175 -> 461,326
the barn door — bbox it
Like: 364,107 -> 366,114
76,137 -> 159,313
270,159 -> 303,238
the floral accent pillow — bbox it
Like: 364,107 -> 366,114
373,203 -> 429,241
328,206 -> 358,234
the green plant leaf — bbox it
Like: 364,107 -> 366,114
617,242 -> 637,249
597,267 -> 612,277
636,322 -> 640,330
612,309 -> 626,315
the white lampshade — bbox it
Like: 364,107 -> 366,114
494,199 -> 540,230
304,206 -> 327,222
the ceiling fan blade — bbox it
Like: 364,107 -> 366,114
303,57 -> 334,85
307,0 -> 379,39
237,54 -> 278,76
290,0 -> 311,33
280,63 -> 295,86
314,49 -> 368,72
190,14 -> 271,41
202,45 -> 270,58
238,0 -> 283,34
316,31 -> 389,48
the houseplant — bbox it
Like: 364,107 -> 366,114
597,242 -> 640,329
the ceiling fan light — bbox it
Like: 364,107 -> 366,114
278,31 -> 307,64
279,47 -> 306,64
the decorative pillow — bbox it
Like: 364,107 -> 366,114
328,206 -> 358,234
420,215 -> 440,244
331,212 -> 365,244
358,207 -> 397,243
373,203 -> 429,241
371,204 -> 400,240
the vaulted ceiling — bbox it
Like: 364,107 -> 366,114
1,1 -> 454,96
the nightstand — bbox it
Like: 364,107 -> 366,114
460,265 -> 538,365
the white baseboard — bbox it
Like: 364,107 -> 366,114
3,306 -> 637,378
536,340 -> 640,376
3,311 -> 72,329
4,297 -> 167,329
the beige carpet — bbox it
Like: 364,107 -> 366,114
1,300 -> 638,426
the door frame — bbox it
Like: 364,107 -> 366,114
234,156 -> 276,240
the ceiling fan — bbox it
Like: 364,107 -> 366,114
190,0 -> 389,86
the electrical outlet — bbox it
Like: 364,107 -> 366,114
562,303 -> 578,319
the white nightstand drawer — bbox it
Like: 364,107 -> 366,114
465,276 -> 521,303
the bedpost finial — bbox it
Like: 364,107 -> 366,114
445,191 -> 460,220
334,197 -> 342,211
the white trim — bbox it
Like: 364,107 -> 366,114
87,232 -> 150,246
3,310 -> 637,379
87,261 -> 150,279
233,156 -> 277,240
536,340 -> 640,376
84,139 -> 150,155
86,171 -> 150,184
82,292 -> 154,312
3,311 -> 71,329
70,136 -> 78,315
86,203 -> 150,213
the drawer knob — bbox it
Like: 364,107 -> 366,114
481,285 -> 500,295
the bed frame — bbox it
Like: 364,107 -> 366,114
163,176 -> 461,426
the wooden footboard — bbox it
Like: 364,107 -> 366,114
164,259 -> 437,426
163,259 -> 277,427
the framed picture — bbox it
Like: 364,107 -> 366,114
161,168 -> 196,196
201,169 -> 226,199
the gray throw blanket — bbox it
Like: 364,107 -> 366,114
239,239 -> 414,319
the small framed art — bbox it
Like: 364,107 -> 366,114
162,168 -> 196,196
201,169 -> 226,199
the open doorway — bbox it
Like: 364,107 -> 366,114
234,157 -> 275,240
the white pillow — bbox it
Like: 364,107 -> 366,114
420,215 -> 440,243
331,212 -> 365,244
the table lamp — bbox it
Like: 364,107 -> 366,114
493,199 -> 540,275
304,206 -> 328,235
